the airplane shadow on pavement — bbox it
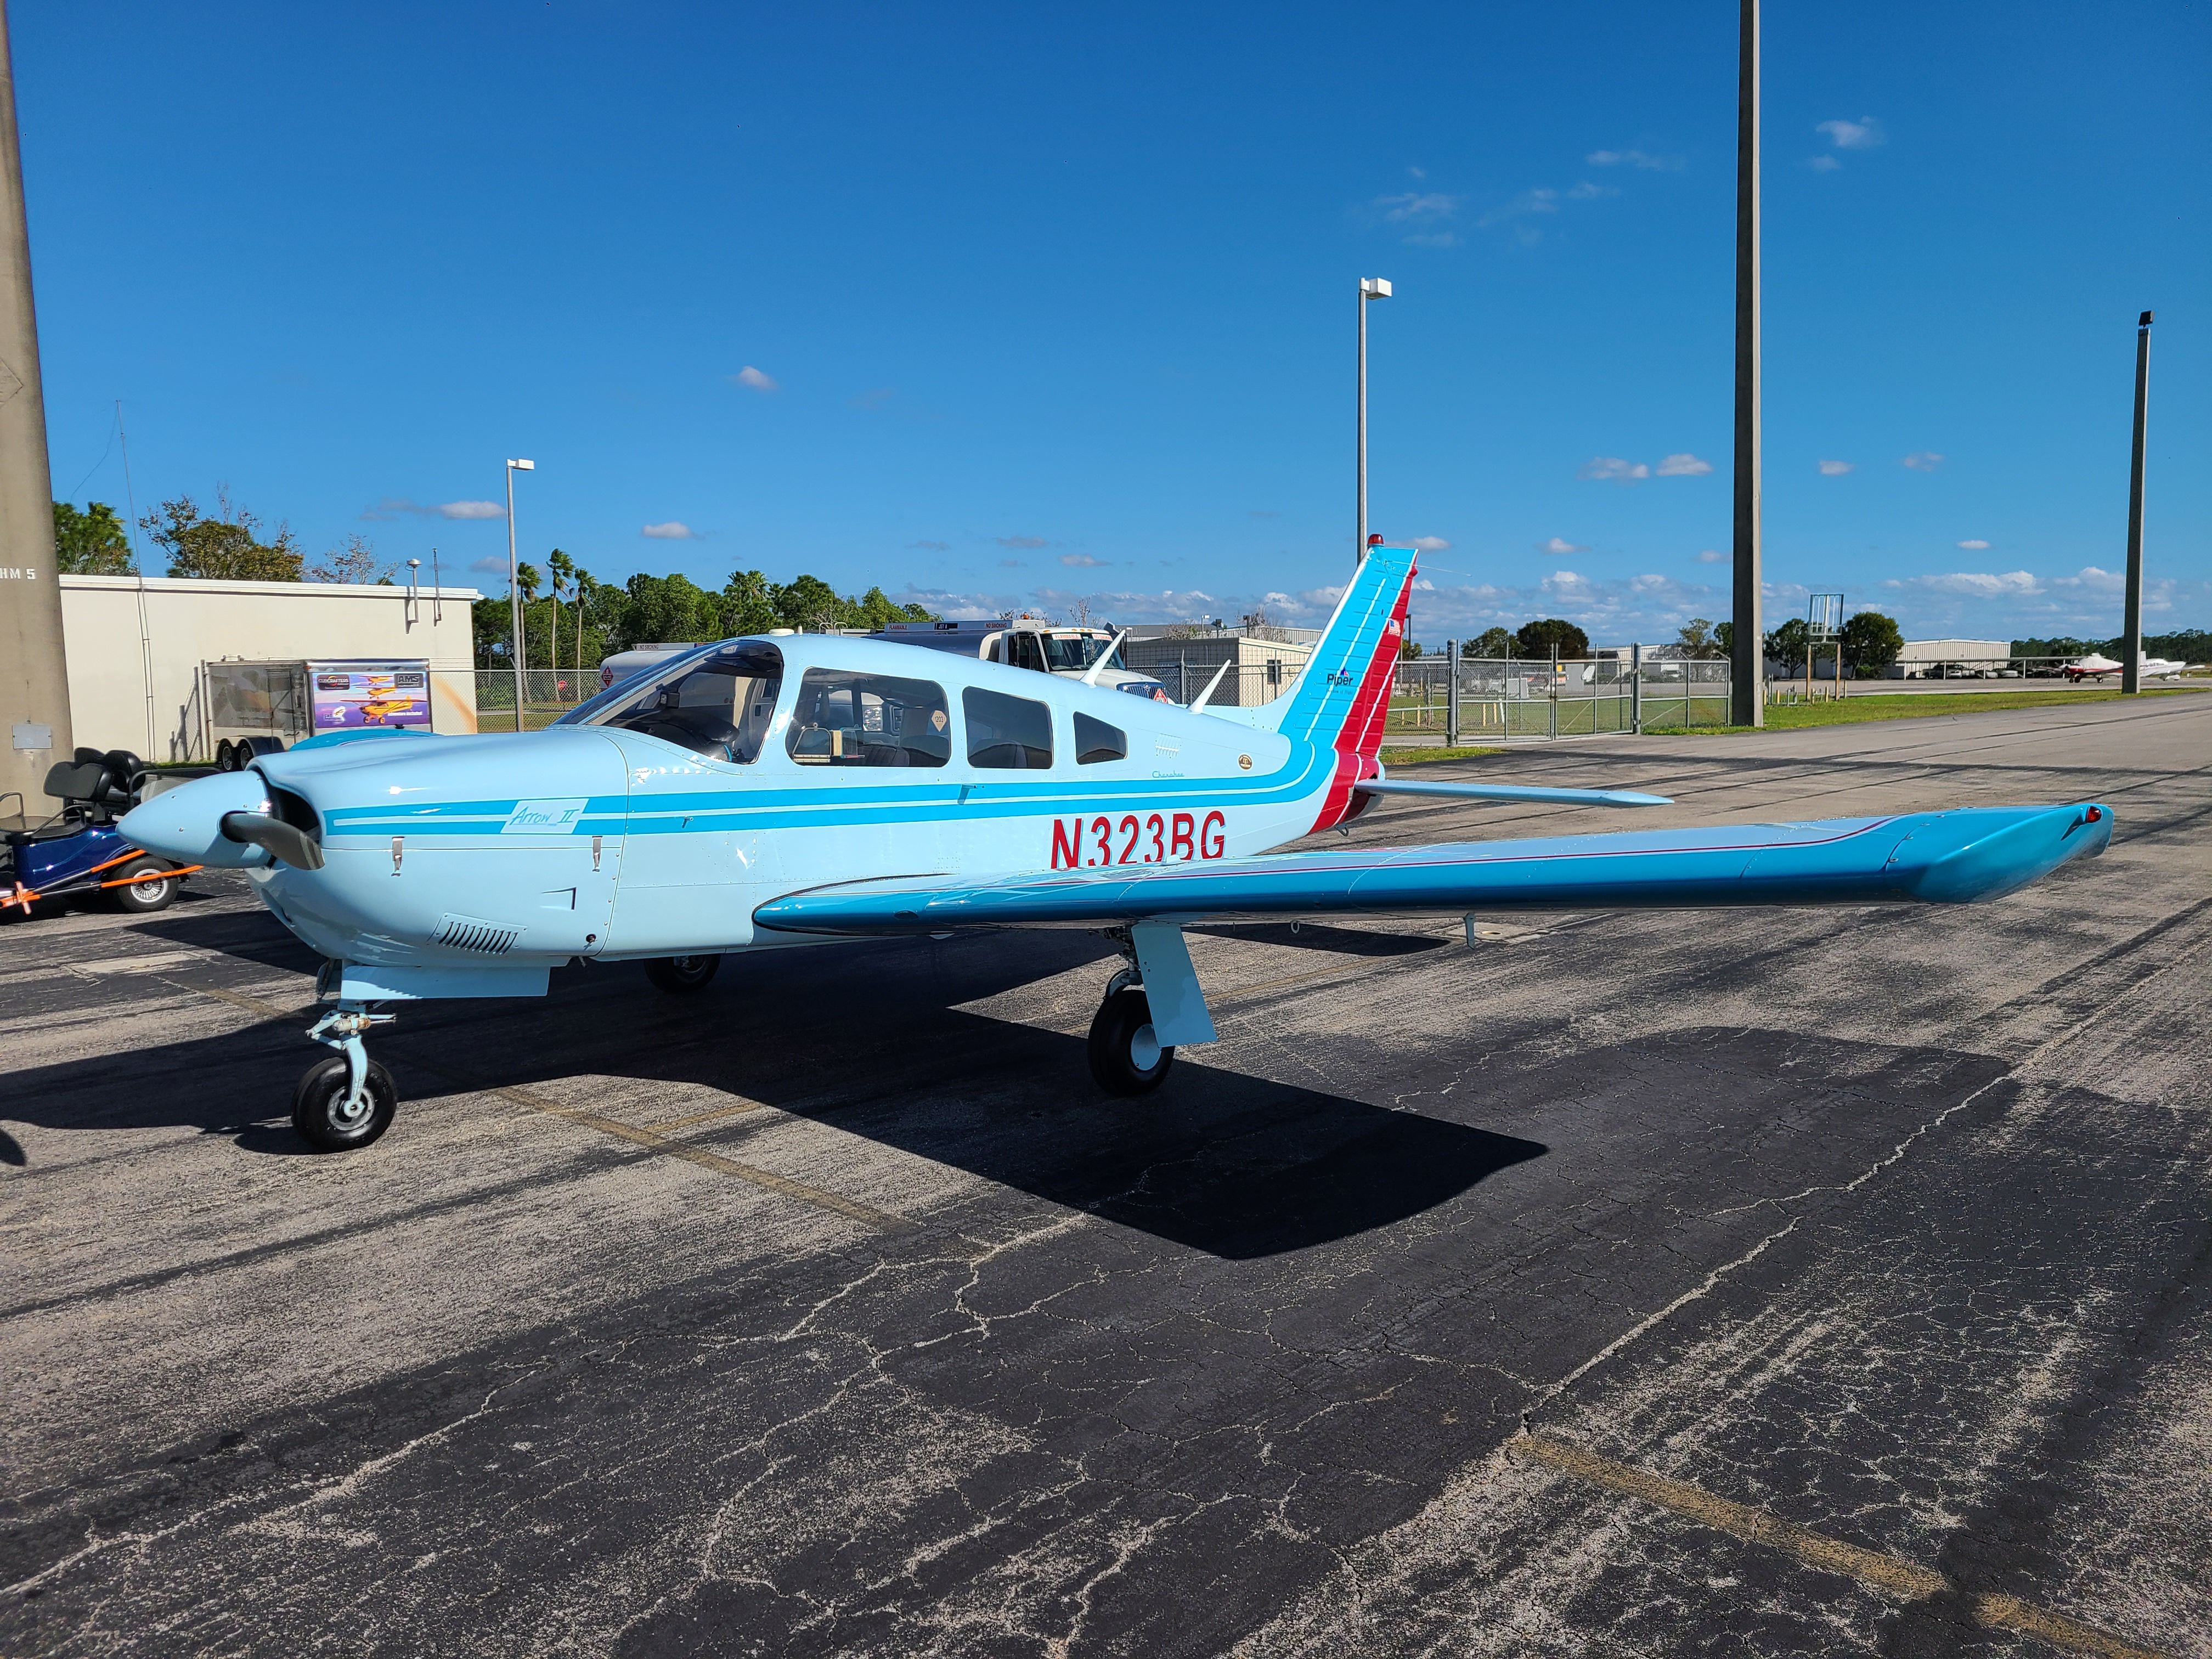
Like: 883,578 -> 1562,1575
5,917 -> 1544,1257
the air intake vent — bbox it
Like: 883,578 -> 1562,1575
435,914 -> 523,955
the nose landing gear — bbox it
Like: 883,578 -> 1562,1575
296,1001 -> 398,1151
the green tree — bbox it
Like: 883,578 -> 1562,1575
1764,617 -> 1810,670
721,568 -> 778,636
772,573 -> 848,632
142,492 -> 303,580
52,500 -> 134,573
1464,627 -> 1514,659
1515,618 -> 1590,659
620,571 -> 724,646
1398,635 -> 1422,659
1674,617 -> 1723,659
1841,610 -> 1904,676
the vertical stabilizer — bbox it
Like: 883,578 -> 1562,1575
1252,545 -> 1414,827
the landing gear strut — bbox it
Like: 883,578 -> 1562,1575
296,1000 -> 398,1151
1087,942 -> 1175,1096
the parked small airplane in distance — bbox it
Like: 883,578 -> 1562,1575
122,545 -> 2114,1153
2062,652 -> 2198,682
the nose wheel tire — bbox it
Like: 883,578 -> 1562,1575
646,954 -> 722,994
292,1055 -> 398,1152
1087,985 -> 1175,1096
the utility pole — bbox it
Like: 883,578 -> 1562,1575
2121,311 -> 2152,696
1729,0 -> 1763,727
1356,277 -> 1390,564
0,0 -> 67,814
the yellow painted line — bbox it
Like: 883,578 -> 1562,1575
162,978 -> 910,1233
644,1099 -> 771,1134
1510,1434 -> 2171,1659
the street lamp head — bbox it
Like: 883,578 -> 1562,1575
2138,311 -> 2154,328
407,557 -> 421,569
1360,278 -> 1392,300
507,458 -> 535,471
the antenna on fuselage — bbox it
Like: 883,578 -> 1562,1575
1079,630 -> 1130,687
1187,659 -> 1233,712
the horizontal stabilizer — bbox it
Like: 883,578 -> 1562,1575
754,803 -> 2111,936
1355,780 -> 1671,808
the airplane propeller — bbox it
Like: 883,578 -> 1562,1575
219,811 -> 325,871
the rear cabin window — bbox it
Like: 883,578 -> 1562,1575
1073,712 -> 1126,765
964,688 -> 1053,769
786,670 -> 950,768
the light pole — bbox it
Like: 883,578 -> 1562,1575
1729,0 -> 1763,727
2121,311 -> 2152,696
1357,277 -> 1391,564
505,458 -> 534,729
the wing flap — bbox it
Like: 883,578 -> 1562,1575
752,804 -> 2112,936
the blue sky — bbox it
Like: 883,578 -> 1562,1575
19,1 -> 2208,646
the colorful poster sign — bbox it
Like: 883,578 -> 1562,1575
310,667 -> 431,732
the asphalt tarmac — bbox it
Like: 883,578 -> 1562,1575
4,695 -> 2208,1658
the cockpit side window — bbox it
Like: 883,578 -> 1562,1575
786,670 -> 950,767
574,643 -> 783,763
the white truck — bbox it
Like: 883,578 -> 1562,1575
870,619 -> 1172,701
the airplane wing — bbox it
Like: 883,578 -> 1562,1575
754,802 -> 2112,938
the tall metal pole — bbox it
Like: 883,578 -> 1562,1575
1729,0 -> 1764,727
1357,283 -> 1368,566
2121,311 -> 2152,696
1356,278 -> 1390,565
0,0 -> 68,812
505,463 -> 525,726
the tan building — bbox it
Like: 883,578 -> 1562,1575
59,574 -> 482,761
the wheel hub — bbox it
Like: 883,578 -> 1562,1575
1130,1023 -> 1161,1070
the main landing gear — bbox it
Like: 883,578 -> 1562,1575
294,992 -> 398,1152
645,954 -> 721,994
1088,961 -> 1176,1096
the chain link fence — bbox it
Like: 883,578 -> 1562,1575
1385,657 -> 1733,741
474,669 -> 594,733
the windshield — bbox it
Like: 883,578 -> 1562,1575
1040,633 -> 1121,672
563,642 -> 784,763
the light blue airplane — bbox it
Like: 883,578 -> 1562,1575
121,546 -> 2113,1152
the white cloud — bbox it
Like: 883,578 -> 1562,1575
1902,451 -> 1945,471
1957,539 -> 1990,550
999,558 -> 1024,568
1564,181 -> 1617,201
1538,537 -> 1586,555
1478,188 -> 1559,229
998,534 -> 1049,549
2055,566 -> 2124,592
1410,535 -> 1451,552
1888,570 -> 2043,597
1653,453 -> 1713,477
1375,190 -> 1463,224
1059,553 -> 1104,567
730,365 -> 778,392
1818,459 -> 1854,476
363,496 -> 506,521
1579,456 -> 1649,483
1817,116 -> 1885,151
1808,155 -> 1843,173
910,539 -> 950,551
1587,149 -> 1684,171
641,521 -> 696,540
1697,548 -> 1725,563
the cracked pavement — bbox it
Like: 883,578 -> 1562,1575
3,696 -> 2208,1657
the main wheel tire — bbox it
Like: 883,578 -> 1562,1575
108,857 -> 178,913
291,1055 -> 398,1152
645,954 -> 721,994
1087,985 -> 1175,1096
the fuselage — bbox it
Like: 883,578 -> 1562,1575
209,635 -> 1364,987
